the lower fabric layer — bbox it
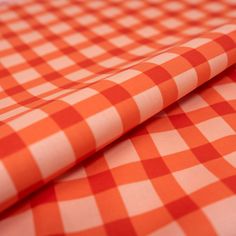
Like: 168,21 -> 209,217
1,65 -> 235,235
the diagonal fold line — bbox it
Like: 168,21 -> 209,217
0,23 -> 236,212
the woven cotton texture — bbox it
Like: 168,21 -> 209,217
0,0 -> 236,235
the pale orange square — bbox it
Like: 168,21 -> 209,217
119,180 -> 163,216
151,130 -> 188,156
59,196 -> 103,233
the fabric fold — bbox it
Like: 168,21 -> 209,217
1,23 -> 236,213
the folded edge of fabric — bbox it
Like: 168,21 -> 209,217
1,23 -> 236,212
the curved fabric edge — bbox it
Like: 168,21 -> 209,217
0,23 -> 236,212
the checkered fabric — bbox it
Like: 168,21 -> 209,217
0,0 -> 236,235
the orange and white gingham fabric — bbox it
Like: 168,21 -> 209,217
0,0 -> 236,235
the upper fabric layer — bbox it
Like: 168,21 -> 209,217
0,0 -> 236,212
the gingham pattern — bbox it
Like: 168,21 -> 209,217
0,65 -> 235,236
0,0 -> 236,234
1,0 -> 236,212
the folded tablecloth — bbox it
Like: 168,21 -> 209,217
0,0 -> 236,235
